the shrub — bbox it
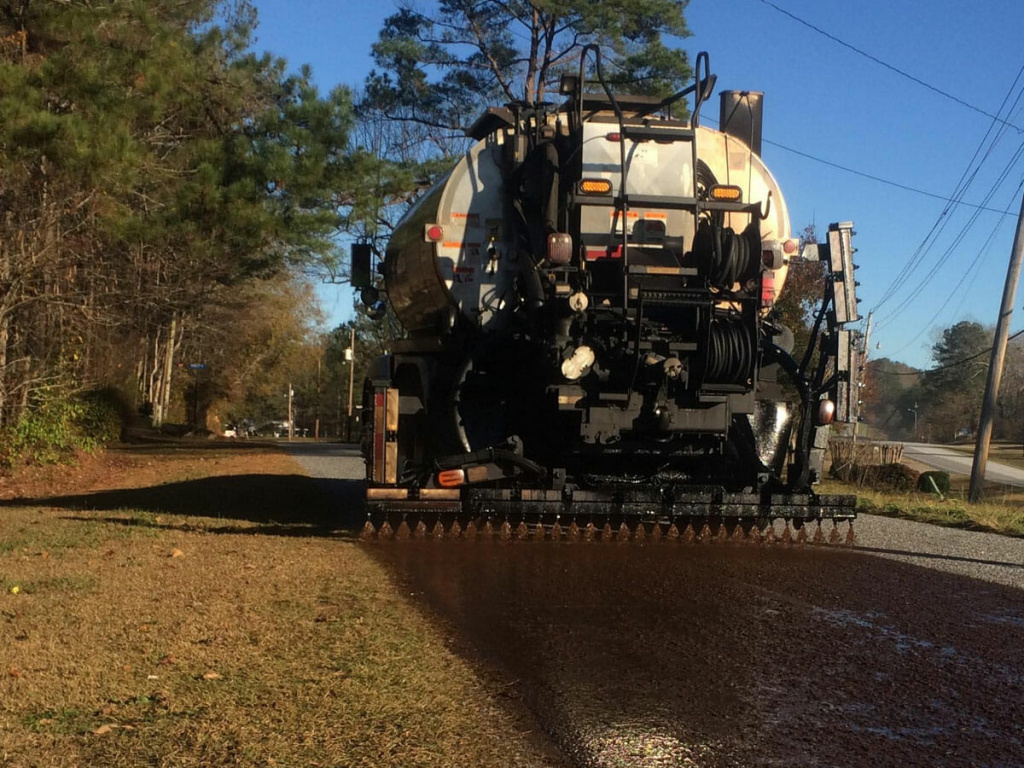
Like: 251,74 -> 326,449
838,463 -> 920,491
76,387 -> 130,444
0,388 -> 128,469
917,471 -> 951,496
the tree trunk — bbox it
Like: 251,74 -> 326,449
158,313 -> 178,424
0,311 -> 8,429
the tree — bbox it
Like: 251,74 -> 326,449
0,0 -> 361,442
993,335 -> 1024,441
918,321 -> 991,441
860,357 -> 921,437
770,224 -> 828,383
367,0 -> 691,137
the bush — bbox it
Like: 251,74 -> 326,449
0,388 -> 128,468
76,387 -> 131,444
836,462 -> 920,491
917,470 -> 951,496
863,463 -> 920,491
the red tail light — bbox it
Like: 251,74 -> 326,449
761,272 -> 775,307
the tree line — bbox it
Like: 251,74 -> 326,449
0,0 -> 371,454
861,320 -> 1024,444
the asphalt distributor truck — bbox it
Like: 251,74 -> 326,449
353,51 -> 860,543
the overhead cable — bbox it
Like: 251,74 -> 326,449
869,329 -> 1024,376
755,0 -> 1023,133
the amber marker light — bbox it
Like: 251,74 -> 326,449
579,178 -> 613,195
437,469 -> 466,487
709,184 -> 743,202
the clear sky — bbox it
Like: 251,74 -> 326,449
250,0 -> 1024,370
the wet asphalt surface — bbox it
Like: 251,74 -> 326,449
288,444 -> 1024,768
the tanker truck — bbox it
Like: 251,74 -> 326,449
354,50 -> 860,542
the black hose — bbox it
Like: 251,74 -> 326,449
706,319 -> 754,384
696,220 -> 759,290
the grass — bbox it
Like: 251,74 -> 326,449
819,475 -> 1024,537
0,446 -> 559,768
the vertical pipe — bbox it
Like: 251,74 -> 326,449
287,382 -> 294,441
346,326 -> 356,441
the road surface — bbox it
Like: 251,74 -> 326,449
288,443 -> 1024,768
902,441 -> 1024,487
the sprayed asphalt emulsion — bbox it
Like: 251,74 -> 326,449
288,444 -> 1024,768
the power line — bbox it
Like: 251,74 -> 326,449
868,328 -> 1024,376
763,138 -> 1015,216
871,63 -> 1024,319
755,0 -> 1023,134
886,209 -> 1010,355
702,115 -> 1017,216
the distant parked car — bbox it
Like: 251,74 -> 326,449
222,425 -> 237,438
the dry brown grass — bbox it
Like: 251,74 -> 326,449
0,445 -> 561,767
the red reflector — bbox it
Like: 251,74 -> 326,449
783,239 -> 797,255
425,225 -> 443,241
605,132 -> 621,141
437,469 -> 465,488
761,273 -> 775,307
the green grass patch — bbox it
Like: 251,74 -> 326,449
24,708 -> 98,735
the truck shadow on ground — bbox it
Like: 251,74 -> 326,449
0,473 -> 365,538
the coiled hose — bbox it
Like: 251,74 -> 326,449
694,219 -> 761,290
706,319 -> 755,384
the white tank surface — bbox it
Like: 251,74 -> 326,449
384,119 -> 796,336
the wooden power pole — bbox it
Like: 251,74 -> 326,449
969,191 -> 1024,502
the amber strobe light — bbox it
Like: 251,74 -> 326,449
579,178 -> 612,195
709,184 -> 742,202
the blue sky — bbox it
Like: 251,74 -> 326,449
250,0 -> 1024,370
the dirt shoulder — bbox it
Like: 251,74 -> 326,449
0,442 -> 566,767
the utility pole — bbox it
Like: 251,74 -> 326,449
346,326 -> 356,441
970,190 -> 1024,502
287,382 -> 294,441
846,311 -> 872,479
861,310 -> 873,364
315,355 -> 321,440
852,311 -> 872,439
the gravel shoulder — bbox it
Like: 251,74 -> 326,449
850,512 -> 1024,590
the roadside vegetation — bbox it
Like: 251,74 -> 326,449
821,464 -> 1024,538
